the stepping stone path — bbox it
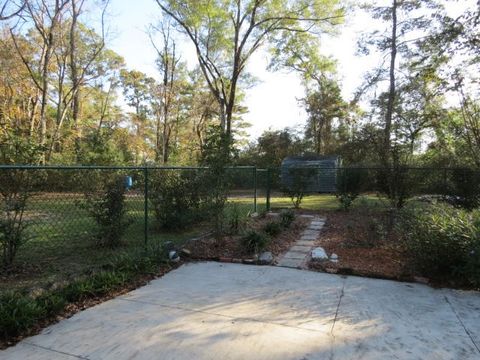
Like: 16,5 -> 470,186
276,215 -> 326,269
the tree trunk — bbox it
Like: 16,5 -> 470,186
384,0 -> 398,166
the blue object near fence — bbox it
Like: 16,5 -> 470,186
124,175 -> 133,190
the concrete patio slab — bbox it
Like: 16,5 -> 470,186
1,262 -> 479,360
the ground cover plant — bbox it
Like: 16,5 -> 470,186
0,249 -> 178,348
400,203 -> 480,287
186,212 -> 308,260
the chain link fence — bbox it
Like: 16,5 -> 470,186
269,166 -> 480,209
0,165 -> 266,291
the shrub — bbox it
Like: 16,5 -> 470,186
84,176 -> 131,247
0,169 -> 43,269
400,204 -> 480,285
241,230 -> 269,254
336,168 -> 367,211
263,221 -> 282,237
450,168 -> 480,210
282,168 -> 315,209
149,170 -> 205,230
279,209 -> 295,228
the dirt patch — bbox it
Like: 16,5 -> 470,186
309,210 -> 412,281
185,215 -> 309,261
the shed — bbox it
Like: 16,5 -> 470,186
280,155 -> 341,193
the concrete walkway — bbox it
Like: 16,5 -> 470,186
2,262 -> 480,360
277,215 -> 326,268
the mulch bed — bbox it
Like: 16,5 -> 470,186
184,215 -> 309,262
309,210 -> 414,282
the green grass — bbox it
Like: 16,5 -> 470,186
1,194 -> 207,293
229,193 -> 388,212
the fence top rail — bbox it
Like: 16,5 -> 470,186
0,165 -> 478,171
0,165 -> 258,171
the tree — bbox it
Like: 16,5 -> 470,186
358,0 -> 440,166
238,128 -> 306,168
304,76 -> 349,154
149,20 -> 185,163
120,69 -> 156,163
10,0 -> 70,159
155,0 -> 344,148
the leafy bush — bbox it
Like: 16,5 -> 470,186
336,168 -> 367,211
84,176 -> 131,247
149,170 -> 206,230
0,170 -> 40,269
263,221 -> 282,237
241,230 -> 269,254
282,168 -> 315,209
377,166 -> 418,208
279,209 -> 295,228
450,168 -> 480,210
400,204 -> 480,286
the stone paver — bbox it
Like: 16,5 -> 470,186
277,216 -> 326,268
2,262 -> 479,360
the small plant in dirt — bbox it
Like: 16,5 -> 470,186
241,230 -> 269,255
279,209 -> 295,228
263,221 -> 282,237
225,203 -> 243,235
400,203 -> 480,286
282,168 -> 315,209
336,168 -> 367,211
84,176 -> 131,248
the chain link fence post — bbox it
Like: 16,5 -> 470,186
144,166 -> 149,248
266,168 -> 271,212
253,166 -> 258,213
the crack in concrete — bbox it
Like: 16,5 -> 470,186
118,297 -> 329,334
22,342 -> 90,359
328,277 -> 346,360
444,295 -> 480,355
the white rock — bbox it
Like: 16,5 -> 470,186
169,250 -> 180,262
330,253 -> 338,260
311,247 -> 328,261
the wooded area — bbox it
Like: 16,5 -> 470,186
0,0 -> 479,169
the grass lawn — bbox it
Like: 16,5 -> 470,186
229,193 -> 388,212
1,193 -> 207,293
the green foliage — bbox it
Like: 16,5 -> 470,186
241,230 -> 269,255
0,291 -> 45,339
336,168 -> 367,211
84,176 -> 131,247
263,221 -> 282,237
150,170 -> 206,230
225,203 -> 243,235
450,168 -> 480,210
279,209 -> 295,228
200,126 -> 232,234
400,204 -> 480,286
283,168 -> 316,209
0,249 -> 169,342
